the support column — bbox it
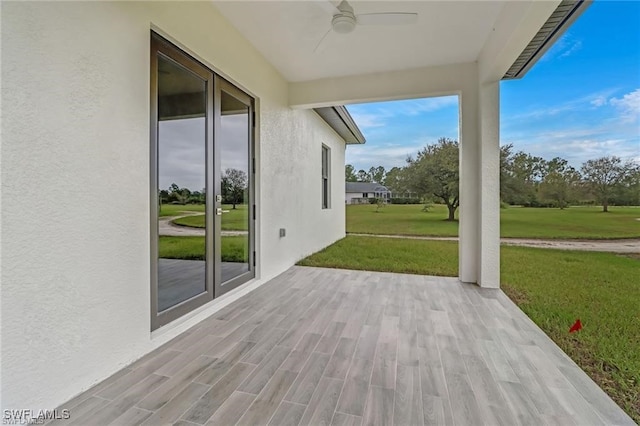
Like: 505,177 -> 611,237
458,82 -> 479,284
459,70 -> 500,288
478,81 -> 500,288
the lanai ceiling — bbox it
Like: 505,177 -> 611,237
214,1 -> 536,82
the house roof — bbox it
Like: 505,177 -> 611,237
346,182 -> 389,193
314,105 -> 366,144
504,0 -> 590,79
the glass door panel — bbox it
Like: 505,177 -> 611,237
151,33 -> 254,329
218,89 -> 251,287
156,54 -> 208,312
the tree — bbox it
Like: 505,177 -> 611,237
538,157 -> 581,209
500,144 -> 545,206
159,189 -> 170,206
581,156 -> 634,212
168,183 -> 190,205
405,138 -> 459,221
617,164 -> 640,206
222,168 -> 247,209
188,190 -> 205,205
368,166 -> 386,185
385,166 -> 411,195
357,169 -> 372,182
345,164 -> 358,182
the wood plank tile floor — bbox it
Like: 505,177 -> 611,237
51,266 -> 634,425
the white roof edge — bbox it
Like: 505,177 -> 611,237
314,106 -> 366,145
502,0 -> 592,80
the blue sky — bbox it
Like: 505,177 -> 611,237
345,1 -> 640,172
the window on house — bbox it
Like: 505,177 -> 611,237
322,145 -> 330,209
363,192 -> 368,197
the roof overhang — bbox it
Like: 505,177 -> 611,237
314,105 -> 366,144
503,0 -> 592,79
213,0 -> 590,110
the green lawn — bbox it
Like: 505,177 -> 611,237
159,203 -> 204,217
298,235 -> 640,422
166,204 -> 249,231
298,234 -> 459,275
346,204 -> 640,239
159,235 -> 248,262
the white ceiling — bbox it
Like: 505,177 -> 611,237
214,1 -> 506,82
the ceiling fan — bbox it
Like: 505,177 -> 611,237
314,0 -> 418,51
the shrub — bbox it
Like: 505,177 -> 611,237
390,197 -> 422,204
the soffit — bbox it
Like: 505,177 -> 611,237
504,0 -> 590,79
213,1 -> 506,82
314,105 -> 366,144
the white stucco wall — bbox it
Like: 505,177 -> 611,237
1,1 -> 345,410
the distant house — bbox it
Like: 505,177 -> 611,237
346,182 -> 391,204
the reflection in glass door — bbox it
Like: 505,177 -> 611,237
151,33 -> 254,330
216,84 -> 253,294
156,56 -> 208,312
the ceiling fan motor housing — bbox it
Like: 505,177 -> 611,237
332,13 -> 356,33
332,0 -> 356,33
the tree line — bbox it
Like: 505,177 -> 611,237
347,137 -> 640,220
159,168 -> 248,209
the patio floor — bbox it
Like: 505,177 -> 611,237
52,266 -> 633,426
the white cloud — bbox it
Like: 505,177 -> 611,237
609,89 -> 640,124
542,33 -> 583,61
504,88 -> 620,122
503,123 -> 639,168
346,138 -> 437,170
347,96 -> 458,130
395,96 -> 458,116
348,111 -> 389,130
158,115 -> 249,191
560,40 -> 582,58
347,145 -> 413,170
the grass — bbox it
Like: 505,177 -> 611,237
500,206 -> 640,239
298,235 -> 458,275
501,247 -> 640,422
298,235 -> 640,422
158,204 -> 249,231
159,236 -> 248,262
158,203 -> 204,217
346,204 -> 640,239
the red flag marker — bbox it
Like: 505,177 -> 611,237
569,319 -> 582,333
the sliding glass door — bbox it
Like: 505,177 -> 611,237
151,33 -> 254,330
216,82 -> 254,295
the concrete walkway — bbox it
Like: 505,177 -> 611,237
159,213 -> 247,237
348,233 -> 640,254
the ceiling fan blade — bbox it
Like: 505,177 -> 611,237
356,12 -> 418,26
314,0 -> 340,15
313,27 -> 333,53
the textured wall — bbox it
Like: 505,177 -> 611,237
1,1 -> 345,410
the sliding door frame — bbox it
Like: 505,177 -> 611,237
150,33 -> 215,330
214,78 -> 256,297
150,32 -> 256,330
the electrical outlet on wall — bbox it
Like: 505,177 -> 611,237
279,228 -> 286,238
